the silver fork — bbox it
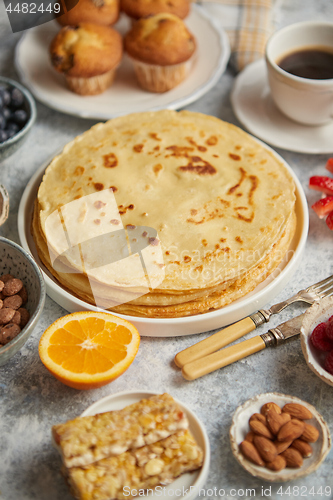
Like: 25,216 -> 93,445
175,274 -> 333,368
251,274 -> 333,326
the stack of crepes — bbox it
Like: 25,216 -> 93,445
52,393 -> 204,500
32,110 -> 296,318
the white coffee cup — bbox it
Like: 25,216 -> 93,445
265,21 -> 333,126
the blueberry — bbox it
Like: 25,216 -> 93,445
0,130 -> 8,143
11,88 -> 24,108
3,107 -> 11,120
6,122 -> 19,138
11,109 -> 27,125
0,89 -> 11,107
0,114 -> 6,130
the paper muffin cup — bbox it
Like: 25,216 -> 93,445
129,55 -> 195,93
65,68 -> 117,96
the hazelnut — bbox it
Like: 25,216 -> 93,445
18,286 -> 28,305
18,308 -> 30,327
0,307 -> 15,325
0,323 -> 21,344
11,310 -> 21,326
3,295 -> 23,310
0,274 -> 14,283
3,278 -> 23,297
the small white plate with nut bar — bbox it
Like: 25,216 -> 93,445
229,392 -> 331,482
79,391 -> 210,500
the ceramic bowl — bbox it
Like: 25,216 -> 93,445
230,392 -> 331,482
0,76 -> 36,161
301,297 -> 333,387
0,236 -> 45,366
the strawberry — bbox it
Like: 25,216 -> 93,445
310,323 -> 333,351
312,196 -> 333,219
325,158 -> 333,175
309,176 -> 333,195
326,211 -> 333,230
324,350 -> 333,375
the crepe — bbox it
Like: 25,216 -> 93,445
33,110 -> 296,317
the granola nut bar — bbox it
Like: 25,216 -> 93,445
52,393 -> 189,468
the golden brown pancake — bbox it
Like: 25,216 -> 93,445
33,111 -> 296,317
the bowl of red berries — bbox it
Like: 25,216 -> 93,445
301,297 -> 333,386
0,76 -> 36,161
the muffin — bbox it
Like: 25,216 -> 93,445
120,0 -> 190,21
124,13 -> 196,92
57,0 -> 120,27
50,23 -> 123,95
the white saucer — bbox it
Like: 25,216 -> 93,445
80,390 -> 210,500
15,6 -> 230,121
231,59 -> 333,154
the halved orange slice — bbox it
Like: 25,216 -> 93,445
38,311 -> 140,390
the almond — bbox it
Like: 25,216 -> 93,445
274,439 -> 293,454
249,420 -> 274,439
281,448 -> 303,468
240,440 -> 264,466
282,403 -> 313,420
245,431 -> 255,443
253,435 -> 277,463
277,419 -> 305,442
300,423 -> 319,443
261,402 -> 282,416
266,409 -> 291,436
266,455 -> 287,472
249,413 -> 266,425
291,439 -> 313,458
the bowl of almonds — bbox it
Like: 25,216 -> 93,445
230,393 -> 331,482
0,236 -> 45,366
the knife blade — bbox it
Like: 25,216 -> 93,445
181,313 -> 305,381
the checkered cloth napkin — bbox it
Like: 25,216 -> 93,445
197,0 -> 273,72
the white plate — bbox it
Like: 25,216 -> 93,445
80,390 -> 210,500
230,392 -> 331,482
231,59 -> 333,154
14,6 -> 230,120
18,140 -> 308,337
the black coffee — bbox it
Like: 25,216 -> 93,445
277,47 -> 333,80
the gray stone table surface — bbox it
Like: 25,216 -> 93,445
1,1 -> 333,499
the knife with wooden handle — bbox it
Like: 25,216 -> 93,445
175,315 -> 264,368
181,313 -> 304,381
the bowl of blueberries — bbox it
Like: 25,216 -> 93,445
0,76 -> 36,161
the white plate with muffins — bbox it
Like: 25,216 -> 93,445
15,4 -> 230,120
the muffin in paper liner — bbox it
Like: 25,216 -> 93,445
65,68 -> 118,96
129,55 -> 195,93
120,0 -> 190,21
57,0 -> 120,27
50,23 -> 122,96
124,13 -> 196,93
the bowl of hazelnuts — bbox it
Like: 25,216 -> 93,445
0,236 -> 45,366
